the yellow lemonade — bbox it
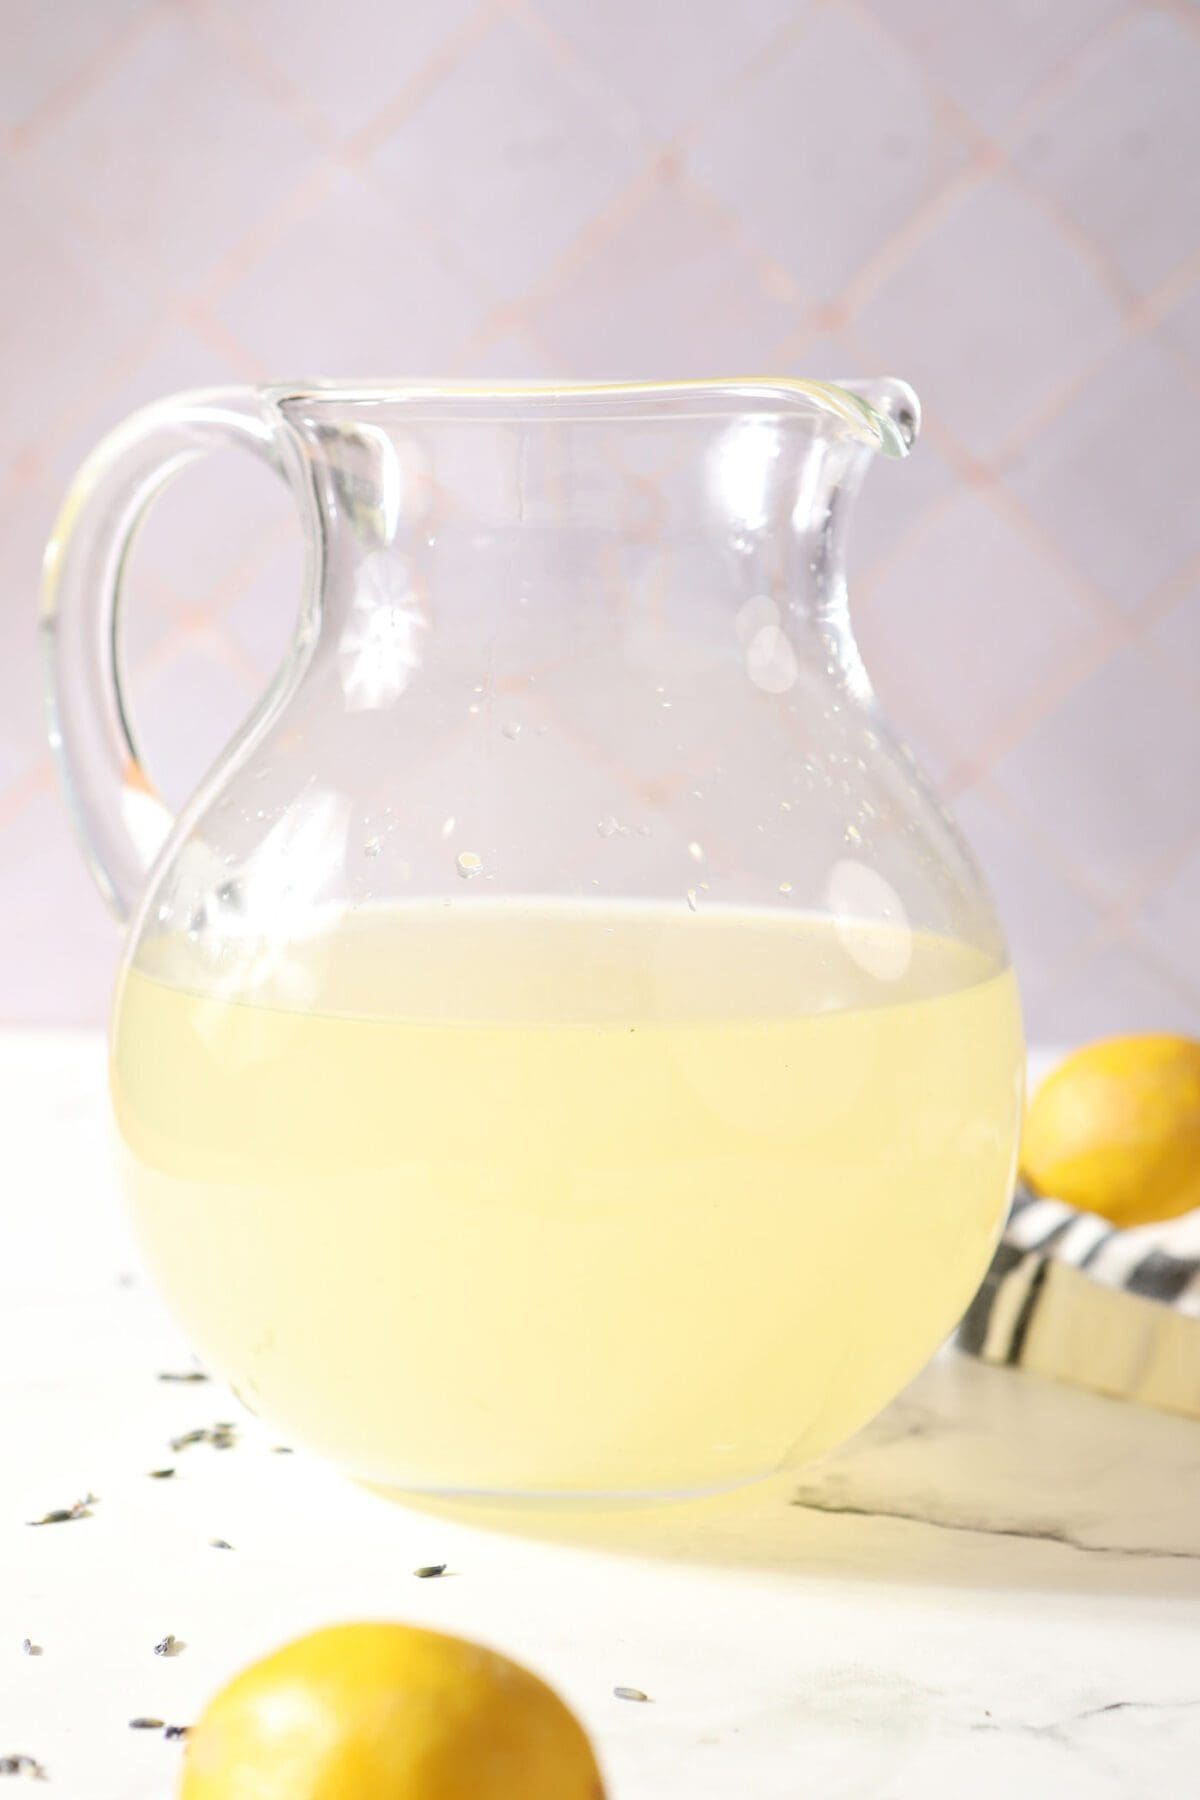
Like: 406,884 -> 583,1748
111,904 -> 1022,1497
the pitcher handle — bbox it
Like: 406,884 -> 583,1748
41,387 -> 307,922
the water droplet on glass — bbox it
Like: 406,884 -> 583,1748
441,816 -> 456,839
735,595 -> 780,645
844,823 -> 862,846
686,888 -> 698,912
156,902 -> 171,924
688,841 -> 704,862
364,836 -> 382,858
501,721 -> 522,740
746,625 -> 798,694
456,851 -> 483,880
468,703 -> 481,715
596,816 -> 620,839
778,881 -> 793,895
779,799 -> 793,812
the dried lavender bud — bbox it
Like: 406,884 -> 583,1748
413,1564 -> 448,1579
27,1493 -> 96,1526
0,1752 -> 47,1777
613,1686 -> 650,1702
169,1424 -> 236,1452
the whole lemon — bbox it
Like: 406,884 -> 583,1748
1021,1034 -> 1200,1227
179,1623 -> 606,1800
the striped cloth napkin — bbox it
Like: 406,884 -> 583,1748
957,1186 -> 1200,1419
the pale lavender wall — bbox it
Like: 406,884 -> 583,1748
3,0 -> 1197,1034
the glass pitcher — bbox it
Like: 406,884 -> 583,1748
43,378 -> 1023,1501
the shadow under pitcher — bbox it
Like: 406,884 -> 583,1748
42,377 -> 1024,1501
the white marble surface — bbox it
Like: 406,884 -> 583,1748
4,1033 -> 1200,1799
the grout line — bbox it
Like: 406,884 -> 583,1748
512,154 -> 677,328
497,0 -> 650,147
1127,938 -> 1200,1016
945,623 -> 1123,796
671,161 -> 809,307
505,0 -> 817,323
1002,158 -> 1143,320
975,747 -> 1200,969
0,760 -> 54,834
342,0 -> 504,160
180,163 -> 342,319
14,318 -> 201,489
965,775 -> 1122,921
8,0 -> 170,152
185,0 -> 337,149
1159,0 -> 1200,41
177,306 -> 269,382
354,156 -> 512,313
1104,805 -> 1200,922
992,2 -> 1146,148
1132,546 -> 1200,631
838,147 -> 999,323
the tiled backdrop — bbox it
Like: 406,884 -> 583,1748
2,0 -> 1198,1033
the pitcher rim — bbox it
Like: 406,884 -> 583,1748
270,376 -> 919,459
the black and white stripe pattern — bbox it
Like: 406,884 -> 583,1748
957,1187 -> 1200,1416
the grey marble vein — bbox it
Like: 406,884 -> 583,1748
788,1491 -> 1200,1560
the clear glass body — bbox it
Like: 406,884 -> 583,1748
45,379 -> 1023,1500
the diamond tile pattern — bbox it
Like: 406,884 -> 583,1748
1,0 -> 1197,1039
687,3 -> 968,303
215,169 -> 490,373
855,176 -> 1122,457
1135,844 -> 1200,1004
367,15 -> 644,298
532,0 -> 799,137
527,172 -> 799,376
0,0 -> 150,133
19,10 -> 320,299
1005,333 -> 1200,614
853,489 -> 1106,775
1148,584 -> 1200,696
991,642 -> 1200,908
210,0 -> 483,140
1012,10 -> 1200,298
878,0 -> 1127,135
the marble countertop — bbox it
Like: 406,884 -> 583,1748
4,1033 -> 1199,1799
